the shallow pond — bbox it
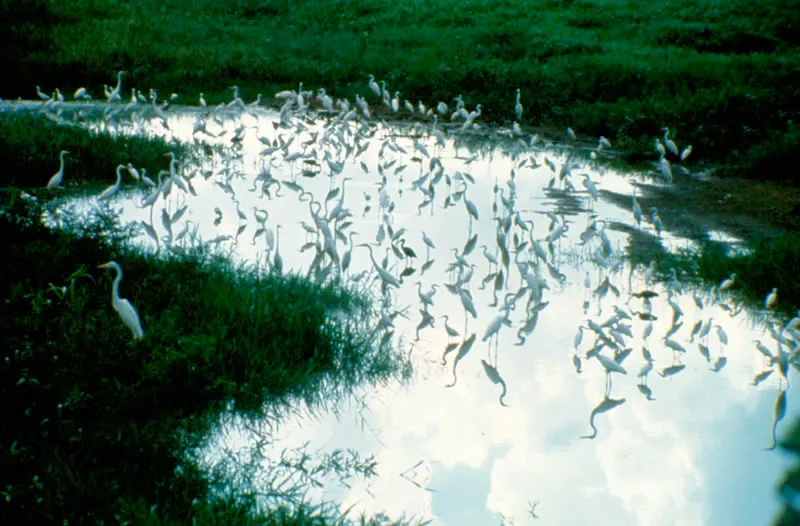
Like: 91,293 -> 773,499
24,100 -> 800,524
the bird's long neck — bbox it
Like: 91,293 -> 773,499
112,267 -> 123,304
59,153 -> 66,173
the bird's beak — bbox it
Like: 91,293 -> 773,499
98,262 -> 109,269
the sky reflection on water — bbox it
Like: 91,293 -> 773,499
41,103 -> 799,525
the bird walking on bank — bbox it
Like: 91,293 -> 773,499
98,261 -> 144,340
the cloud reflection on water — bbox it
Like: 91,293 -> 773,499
39,102 -> 799,525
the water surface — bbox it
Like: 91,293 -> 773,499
28,101 -> 799,525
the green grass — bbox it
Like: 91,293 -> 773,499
0,112 -> 183,189
660,231 -> 800,315
1,0 -> 799,182
0,194 -> 409,523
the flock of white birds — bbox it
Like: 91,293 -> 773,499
16,70 -> 800,446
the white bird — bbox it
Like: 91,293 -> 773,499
108,71 -> 125,102
650,207 -> 663,237
199,92 -> 207,107
98,261 -> 144,340
441,314 -> 459,338
765,288 -> 778,309
663,128 -> 679,157
632,192 -> 643,226
46,150 -> 69,189
422,231 -> 436,252
658,156 -> 672,183
514,88 -> 523,121
680,145 -> 692,161
36,85 -> 50,101
359,243 -> 401,288
416,282 -> 438,308
582,174 -> 599,201
391,92 -> 400,113
368,75 -> 381,97
98,164 -> 125,202
654,138 -> 666,157
74,87 -> 91,100
596,354 -> 627,375
461,104 -> 482,131
719,273 -> 736,292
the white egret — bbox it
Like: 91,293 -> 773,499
368,75 -> 381,97
582,174 -> 599,202
461,104 -> 482,131
718,273 -> 736,292
662,128 -> 678,156
514,88 -> 523,121
658,156 -> 672,183
422,231 -> 436,252
36,85 -> 50,101
441,314 -> 459,338
46,150 -> 69,189
765,288 -> 778,309
74,87 -> 91,100
416,282 -> 437,308
632,192 -> 643,226
98,164 -> 125,202
98,261 -> 144,340
108,71 -> 125,102
391,92 -> 400,113
358,243 -> 401,288
680,145 -> 693,161
199,92 -> 207,107
785,311 -> 800,332
596,354 -> 627,375
654,138 -> 666,157
649,207 -> 663,237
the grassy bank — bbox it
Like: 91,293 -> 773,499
0,195 -> 406,522
659,231 -> 800,316
1,0 -> 799,182
0,112 -> 182,189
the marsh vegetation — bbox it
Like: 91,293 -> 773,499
2,0 -> 800,523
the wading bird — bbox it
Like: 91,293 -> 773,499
765,288 -> 778,309
98,164 -> 126,202
98,261 -> 144,340
46,150 -> 69,189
